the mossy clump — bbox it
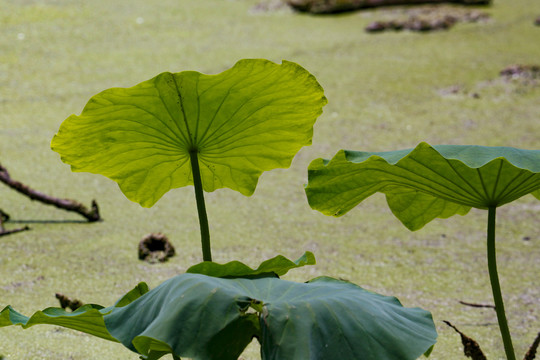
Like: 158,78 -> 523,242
138,233 -> 176,263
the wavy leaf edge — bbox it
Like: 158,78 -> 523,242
186,251 -> 316,278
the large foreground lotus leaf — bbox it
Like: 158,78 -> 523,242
51,59 -> 327,207
104,273 -> 437,360
0,274 -> 437,360
305,142 -> 540,230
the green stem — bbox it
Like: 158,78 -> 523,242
190,149 -> 212,262
487,206 -> 515,360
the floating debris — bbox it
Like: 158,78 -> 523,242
365,6 -> 490,33
500,64 -> 540,80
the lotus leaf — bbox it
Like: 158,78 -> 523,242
52,59 -> 327,207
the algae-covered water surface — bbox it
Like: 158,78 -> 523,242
1,0 -> 539,359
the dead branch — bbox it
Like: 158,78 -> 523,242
286,0 -> 491,14
0,163 -> 101,222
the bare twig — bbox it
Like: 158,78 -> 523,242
444,320 -> 487,360
0,209 -> 30,236
459,300 -> 496,309
524,331 -> 540,360
0,225 -> 30,237
0,163 -> 101,222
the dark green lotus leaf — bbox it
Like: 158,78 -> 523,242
1,274 -> 436,360
103,273 -> 436,360
186,251 -> 316,278
305,142 -> 540,230
0,282 -> 149,342
51,59 -> 327,207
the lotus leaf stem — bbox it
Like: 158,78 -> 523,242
190,149 -> 212,262
487,206 -> 515,360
